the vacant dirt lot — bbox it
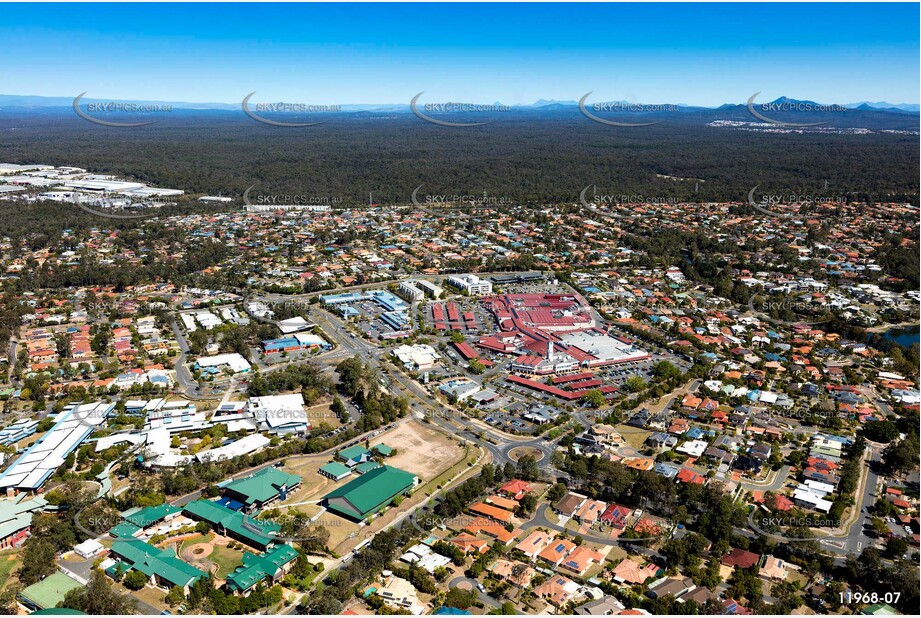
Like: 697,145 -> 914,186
382,421 -> 465,482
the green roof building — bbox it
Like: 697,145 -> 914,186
123,503 -> 182,528
319,462 -> 352,481
110,538 -> 205,593
18,572 -> 82,611
225,544 -> 299,594
222,467 -> 302,509
108,521 -> 142,539
337,445 -> 372,465
861,604 -> 898,615
183,500 -> 280,550
372,444 -> 394,457
354,461 -> 382,474
323,465 -> 416,521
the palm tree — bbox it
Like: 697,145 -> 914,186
511,562 -> 529,601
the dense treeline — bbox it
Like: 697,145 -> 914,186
336,356 -> 409,430
0,109 -> 916,208
302,524 -> 419,614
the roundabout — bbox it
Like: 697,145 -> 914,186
506,445 -> 547,463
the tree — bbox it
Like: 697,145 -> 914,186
652,360 -> 682,381
443,587 -> 477,610
862,420 -> 900,443
0,584 -> 21,615
59,570 -> 137,614
18,538 -> 56,585
165,586 -> 186,607
624,376 -> 646,393
516,455 -> 540,481
882,434 -> 920,474
581,389 -> 606,409
884,536 -> 909,559
547,482 -> 567,503
123,570 -> 149,590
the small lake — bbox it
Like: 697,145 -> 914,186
878,324 -> 920,349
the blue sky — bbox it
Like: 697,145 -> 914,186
2,3 -> 918,106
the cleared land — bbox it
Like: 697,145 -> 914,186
382,421 -> 465,482
271,420 -> 475,555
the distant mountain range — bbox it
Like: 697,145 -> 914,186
0,93 -> 917,113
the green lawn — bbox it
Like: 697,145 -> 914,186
0,550 -> 20,589
177,534 -> 244,579
209,544 -> 245,579
179,533 -> 211,551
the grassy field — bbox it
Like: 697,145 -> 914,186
179,533 -> 210,550
178,533 -> 245,579
0,550 -> 21,590
614,424 -> 652,450
208,543 -> 246,579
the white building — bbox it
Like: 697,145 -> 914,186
378,576 -> 425,615
247,394 -> 310,434
414,279 -> 443,299
195,353 -> 251,374
399,544 -> 451,574
398,281 -> 424,302
676,439 -> 708,458
392,344 -> 441,371
145,401 -> 211,434
73,539 -> 106,559
447,274 -> 493,296
0,402 -> 114,491
439,378 -> 481,402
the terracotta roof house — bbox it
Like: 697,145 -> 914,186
676,468 -> 705,485
515,530 -> 553,559
500,479 -> 533,500
559,545 -> 604,576
449,533 -> 489,555
534,574 -> 580,607
721,548 -> 760,569
489,559 -> 536,588
538,538 -> 577,566
469,502 -> 513,523
574,499 -> 607,525
759,555 -> 796,580
610,558 -> 659,585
